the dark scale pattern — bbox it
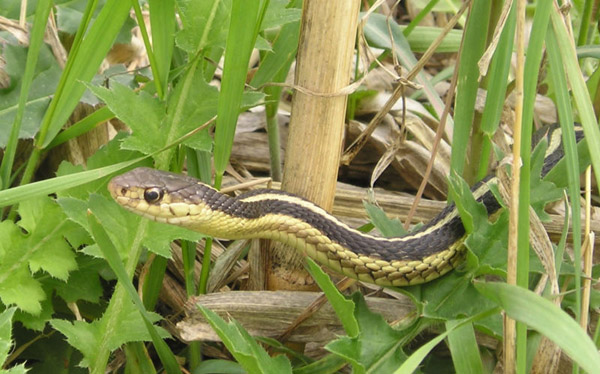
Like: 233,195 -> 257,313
230,197 -> 468,262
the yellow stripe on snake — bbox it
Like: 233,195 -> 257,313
108,124 -> 583,287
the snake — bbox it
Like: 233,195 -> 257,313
108,124 -> 583,287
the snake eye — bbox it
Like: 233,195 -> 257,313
143,188 -> 163,204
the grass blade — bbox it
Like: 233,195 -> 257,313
0,0 -> 52,189
475,281 -> 600,374
450,0 -> 490,178
446,321 -> 483,374
213,0 -> 267,187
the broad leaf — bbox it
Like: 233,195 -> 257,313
325,293 -> 408,374
51,299 -> 169,368
0,197 -> 77,315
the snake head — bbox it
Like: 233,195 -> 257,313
108,167 -> 224,230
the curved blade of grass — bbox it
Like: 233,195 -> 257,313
550,10 -> 600,196
393,308 -> 499,374
0,114 -> 215,207
475,281 -> 600,374
45,106 -> 115,150
148,0 -> 175,99
0,0 -> 52,190
546,24 -> 583,322
477,4 -> 515,180
88,212 -> 182,374
39,0 -> 132,148
446,320 -> 483,374
0,158 -> 146,208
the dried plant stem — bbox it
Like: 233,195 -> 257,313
505,0 -> 526,373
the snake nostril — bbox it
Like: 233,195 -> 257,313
120,188 -> 127,195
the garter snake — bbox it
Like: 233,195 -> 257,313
108,124 -> 583,286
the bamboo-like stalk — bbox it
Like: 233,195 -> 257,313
254,0 -> 360,290
505,0 -> 526,372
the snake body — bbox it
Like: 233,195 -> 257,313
108,124 -> 582,286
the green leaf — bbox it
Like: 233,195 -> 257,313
0,44 -> 61,147
415,271 -> 498,325
446,320 -> 484,374
0,157 -> 148,208
0,307 -> 17,366
166,70 -> 219,153
17,198 -> 78,280
363,13 -> 449,122
261,0 -> 301,30
50,255 -> 104,304
87,83 -> 164,155
292,354 -> 347,374
304,258 -> 358,337
0,197 -> 78,315
363,201 -> 407,237
449,0 -> 490,177
393,308 -> 498,374
213,0 -> 268,183
55,1 -> 135,44
365,13 -> 462,53
86,194 -> 204,258
40,0 -> 133,148
325,293 -> 407,374
193,359 -> 246,374
14,323 -> 85,374
475,282 -> 600,374
51,300 -> 169,368
198,306 -> 293,374
176,0 -> 232,53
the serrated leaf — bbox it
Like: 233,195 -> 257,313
0,196 -> 78,315
166,70 -> 219,153
87,83 -> 164,155
142,222 -> 205,258
1,364 -> 28,374
61,194 -> 204,260
198,306 -> 293,374
325,293 -> 407,374
50,255 -> 104,304
14,297 -> 54,332
51,299 -> 169,368
17,198 -> 77,280
176,0 -> 232,53
0,307 -> 17,366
